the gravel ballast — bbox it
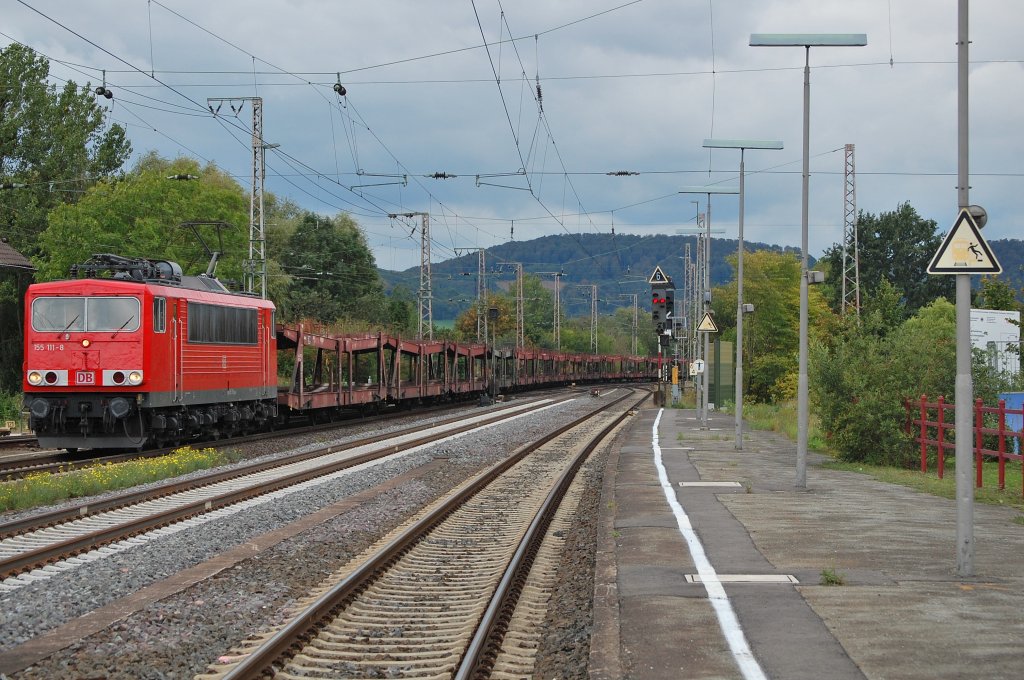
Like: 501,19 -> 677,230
0,390 -> 627,679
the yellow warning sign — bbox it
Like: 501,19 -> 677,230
928,209 -> 1001,274
696,312 -> 718,333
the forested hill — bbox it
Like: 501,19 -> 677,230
990,238 -> 1024,291
379,234 -> 1024,322
379,233 -> 802,321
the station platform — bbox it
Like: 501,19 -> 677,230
590,404 -> 1024,680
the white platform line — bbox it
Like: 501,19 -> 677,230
687,574 -> 800,584
652,409 -> 767,680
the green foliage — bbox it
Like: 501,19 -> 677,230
36,155 -> 249,282
0,391 -> 22,421
820,203 -> 954,316
811,297 -> 1012,466
975,276 -> 1021,312
0,44 -> 131,257
820,567 -> 845,586
0,445 -> 238,511
0,44 -> 133,394
278,211 -> 387,326
713,250 -> 828,401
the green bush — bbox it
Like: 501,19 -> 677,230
0,391 -> 21,422
812,297 -> 950,466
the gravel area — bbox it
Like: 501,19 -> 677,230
1,390 -> 625,679
533,446 -> 608,680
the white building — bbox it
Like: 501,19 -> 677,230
970,309 -> 1020,374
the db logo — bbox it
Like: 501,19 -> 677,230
76,371 -> 95,385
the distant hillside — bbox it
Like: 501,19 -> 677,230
989,238 -> 1024,291
379,233 -> 802,320
379,234 -> 1024,321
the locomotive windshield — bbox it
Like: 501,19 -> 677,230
32,296 -> 141,333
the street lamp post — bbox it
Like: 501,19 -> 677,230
750,33 -> 866,487
703,139 -> 783,450
679,186 -> 738,429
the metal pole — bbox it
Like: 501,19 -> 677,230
590,284 -> 598,354
516,264 -> 524,349
632,294 -> 638,355
955,0 -> 974,578
702,196 -> 711,429
418,213 -> 433,341
554,273 -> 561,350
477,249 -> 485,343
736,149 -> 746,449
796,46 -> 811,489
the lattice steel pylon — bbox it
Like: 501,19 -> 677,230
589,284 -> 598,354
553,273 -> 561,351
516,264 -> 525,348
416,213 -> 433,340
842,143 -> 861,316
477,249 -> 486,343
208,96 -> 266,298
683,243 -> 693,362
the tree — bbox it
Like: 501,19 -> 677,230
0,44 -> 131,394
522,274 -> 554,348
37,155 -> 249,282
1,44 -> 131,258
820,203 -> 954,317
280,211 -> 384,324
454,294 -> 515,344
712,250 -> 829,402
975,276 -> 1021,311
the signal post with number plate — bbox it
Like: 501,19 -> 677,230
650,266 -> 675,405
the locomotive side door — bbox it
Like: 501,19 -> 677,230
172,300 -> 184,403
260,309 -> 269,398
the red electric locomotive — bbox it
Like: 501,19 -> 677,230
23,254 -> 278,451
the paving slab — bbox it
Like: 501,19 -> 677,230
592,404 -> 1024,680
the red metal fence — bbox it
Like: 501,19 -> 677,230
904,395 -> 1024,495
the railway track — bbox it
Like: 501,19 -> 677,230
0,395 -> 576,588
198,387 -> 647,680
0,397 -> 511,480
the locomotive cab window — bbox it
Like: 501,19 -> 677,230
31,296 -> 140,333
187,302 -> 258,345
153,297 -> 166,333
89,297 -> 140,332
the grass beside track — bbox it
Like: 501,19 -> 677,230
0,446 -> 238,512
741,401 -> 1024,515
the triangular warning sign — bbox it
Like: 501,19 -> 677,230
696,312 -> 718,333
648,265 -> 669,285
928,209 -> 1001,274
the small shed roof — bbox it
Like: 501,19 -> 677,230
0,240 -> 34,270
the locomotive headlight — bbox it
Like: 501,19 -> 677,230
128,370 -> 143,385
81,339 -> 91,348
27,371 -> 43,386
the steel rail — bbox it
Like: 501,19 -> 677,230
216,387 -> 644,680
0,395 -> 560,539
456,388 -> 650,678
0,396 -> 571,578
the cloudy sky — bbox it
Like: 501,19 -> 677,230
5,0 -> 1022,274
